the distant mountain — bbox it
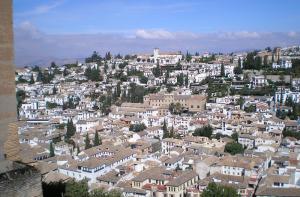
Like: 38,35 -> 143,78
15,57 -> 85,68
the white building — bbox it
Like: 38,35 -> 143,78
275,88 -> 300,104
272,59 -> 292,69
251,75 -> 266,88
58,148 -> 135,183
137,48 -> 183,65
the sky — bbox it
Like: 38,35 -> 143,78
14,0 -> 300,66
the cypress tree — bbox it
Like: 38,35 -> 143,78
162,119 -> 169,138
221,63 -> 225,77
169,125 -> 174,138
94,131 -> 101,146
50,142 -> 55,157
185,75 -> 189,87
66,119 -> 75,139
53,86 -> 57,95
116,82 -> 121,97
85,134 -> 92,150
29,74 -> 35,84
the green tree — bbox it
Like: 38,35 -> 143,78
94,131 -> 101,146
177,73 -> 184,86
118,61 -> 128,69
129,123 -> 146,132
127,83 -> 146,103
220,63 -> 225,77
32,65 -> 40,72
85,134 -> 92,150
65,179 -> 89,197
185,75 -> 189,87
224,142 -> 244,155
169,125 -> 174,138
51,61 -> 57,68
169,103 -> 183,115
243,52 -> 256,69
164,69 -> 170,84
234,58 -> 243,75
285,97 -> 293,107
192,125 -> 213,139
201,182 -> 239,197
166,84 -> 174,93
67,97 -> 76,109
46,102 -> 58,109
116,82 -> 121,97
162,119 -> 169,138
175,62 -> 182,70
263,55 -> 268,68
105,51 -> 112,60
16,89 -> 26,111
84,66 -> 101,81
283,128 -> 300,140
292,59 -> 300,77
99,95 -> 112,115
212,54 -> 216,60
121,89 -> 127,102
244,104 -> 256,113
104,63 -> 108,74
254,56 -> 262,70
89,189 -> 106,197
63,68 -> 69,77
276,109 -> 287,120
52,86 -> 57,95
236,97 -> 245,109
85,51 -> 102,63
153,63 -> 161,78
66,119 -> 76,139
49,142 -> 55,157
29,74 -> 35,84
36,70 -> 43,82
186,51 -> 192,62
90,189 -> 122,197
231,132 -> 238,142
140,75 -> 148,84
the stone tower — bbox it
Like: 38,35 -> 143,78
153,48 -> 160,59
0,0 -> 20,161
0,1 -> 43,196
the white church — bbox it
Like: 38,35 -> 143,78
137,48 -> 183,65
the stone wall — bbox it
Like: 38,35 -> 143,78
0,161 -> 43,197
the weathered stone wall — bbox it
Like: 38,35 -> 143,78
0,0 -> 18,161
0,161 -> 43,197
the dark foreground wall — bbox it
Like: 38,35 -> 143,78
0,161 -> 43,197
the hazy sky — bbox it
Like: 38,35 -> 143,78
14,0 -> 300,66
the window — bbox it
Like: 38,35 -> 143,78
274,182 -> 280,186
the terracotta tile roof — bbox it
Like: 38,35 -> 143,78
166,170 -> 198,187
